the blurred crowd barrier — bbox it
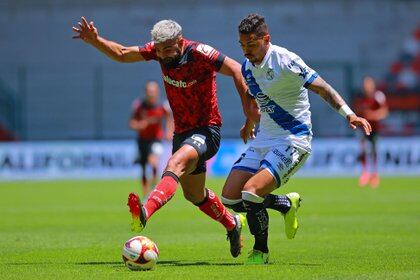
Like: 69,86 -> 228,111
0,137 -> 418,181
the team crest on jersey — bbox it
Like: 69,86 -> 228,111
266,68 -> 275,80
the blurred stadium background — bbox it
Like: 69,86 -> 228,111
0,0 -> 418,179
0,1 -> 419,279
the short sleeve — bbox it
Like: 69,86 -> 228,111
284,52 -> 318,88
131,99 -> 142,119
195,43 -> 226,71
139,42 -> 157,61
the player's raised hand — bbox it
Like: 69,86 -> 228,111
347,114 -> 372,136
72,16 -> 99,43
240,118 -> 256,144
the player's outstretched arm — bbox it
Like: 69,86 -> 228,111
308,76 -> 372,135
218,57 -> 259,121
72,16 -> 144,63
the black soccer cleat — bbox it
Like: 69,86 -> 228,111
226,214 -> 246,258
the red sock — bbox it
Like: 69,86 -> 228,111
197,189 -> 236,231
144,175 -> 178,219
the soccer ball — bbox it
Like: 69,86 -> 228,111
122,236 -> 159,271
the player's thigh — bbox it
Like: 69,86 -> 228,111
262,145 -> 309,187
179,172 -> 206,203
222,169 -> 254,199
171,127 -> 217,176
243,168 -> 277,197
166,144 -> 200,176
227,146 -> 264,197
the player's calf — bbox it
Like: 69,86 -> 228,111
195,189 -> 244,257
221,196 -> 246,213
264,194 -> 291,214
242,191 -> 269,254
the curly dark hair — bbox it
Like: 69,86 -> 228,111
238,14 -> 268,36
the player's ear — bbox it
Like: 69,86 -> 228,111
177,36 -> 184,48
263,34 -> 271,44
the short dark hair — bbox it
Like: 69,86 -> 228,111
238,14 -> 268,36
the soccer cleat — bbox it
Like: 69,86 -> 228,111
226,214 -> 246,258
284,192 -> 301,239
244,249 -> 269,265
127,192 -> 147,232
359,171 -> 370,187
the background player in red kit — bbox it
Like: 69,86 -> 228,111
72,17 -> 254,257
354,76 -> 389,187
130,81 -> 173,197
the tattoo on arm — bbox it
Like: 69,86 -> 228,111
308,77 -> 346,110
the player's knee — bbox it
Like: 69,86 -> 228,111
166,155 -> 187,175
221,196 -> 246,213
243,181 -> 258,194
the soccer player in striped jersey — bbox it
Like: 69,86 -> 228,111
221,14 -> 372,264
72,17 -> 255,258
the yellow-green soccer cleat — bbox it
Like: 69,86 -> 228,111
284,192 -> 301,239
244,249 -> 269,265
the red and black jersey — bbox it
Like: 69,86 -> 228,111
138,39 -> 225,134
354,90 -> 387,131
131,99 -> 168,140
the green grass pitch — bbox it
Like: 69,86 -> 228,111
0,177 -> 419,279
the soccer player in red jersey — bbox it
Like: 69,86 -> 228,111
354,76 -> 388,187
130,81 -> 173,197
72,17 -> 254,257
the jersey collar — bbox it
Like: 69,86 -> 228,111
253,43 -> 273,69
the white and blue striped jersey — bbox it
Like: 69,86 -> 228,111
242,43 -> 318,152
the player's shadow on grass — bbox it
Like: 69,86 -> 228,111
280,262 -> 322,267
158,260 -> 241,267
76,261 -> 122,265
75,260 -> 241,267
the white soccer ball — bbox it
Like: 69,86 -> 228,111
122,236 -> 159,271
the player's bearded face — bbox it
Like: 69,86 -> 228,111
156,38 -> 183,68
239,33 -> 270,64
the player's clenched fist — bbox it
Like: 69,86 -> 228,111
72,16 -> 98,43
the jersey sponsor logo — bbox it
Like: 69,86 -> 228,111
276,162 -> 285,170
163,75 -> 197,88
281,152 -> 307,183
256,92 -> 269,106
256,92 -> 275,113
272,149 -> 292,167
